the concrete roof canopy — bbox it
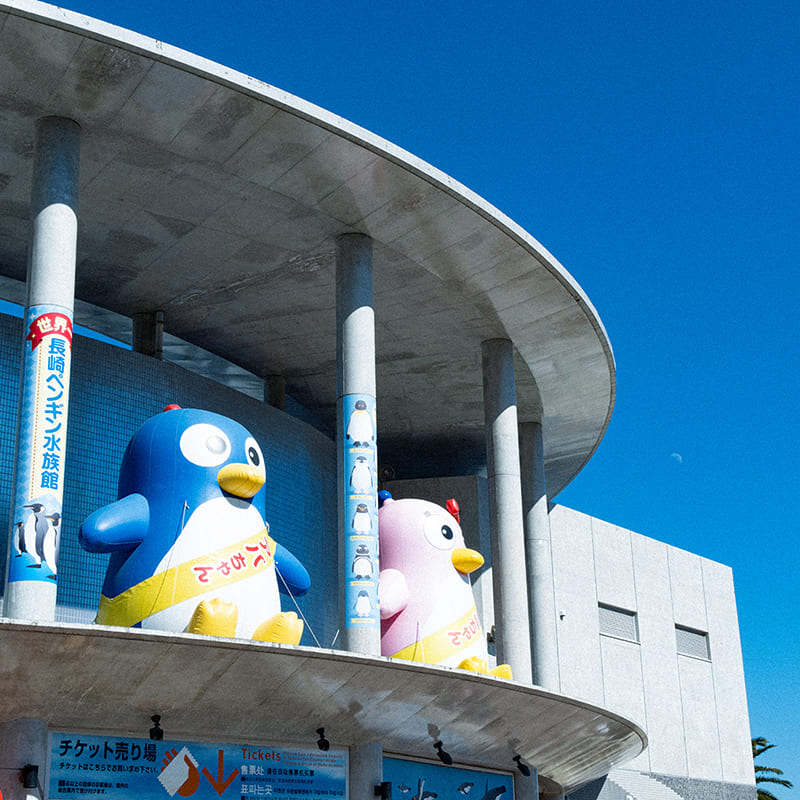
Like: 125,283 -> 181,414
0,0 -> 615,495
0,3 -> 642,794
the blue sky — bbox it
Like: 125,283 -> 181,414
52,0 -> 800,782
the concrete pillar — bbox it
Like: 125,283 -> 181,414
266,374 -> 286,411
132,310 -> 164,359
349,742 -> 383,800
513,767 -> 539,800
520,421 -> 560,691
0,718 -> 48,800
4,117 -> 80,621
481,339 -> 532,683
336,233 -> 380,656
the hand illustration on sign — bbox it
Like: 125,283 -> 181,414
160,748 -> 200,797
159,747 -> 239,797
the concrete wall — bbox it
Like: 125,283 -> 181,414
549,505 -> 753,787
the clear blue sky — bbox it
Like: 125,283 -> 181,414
55,0 -> 800,782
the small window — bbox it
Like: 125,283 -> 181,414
598,603 -> 639,643
675,625 -> 710,660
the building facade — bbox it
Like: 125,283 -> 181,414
0,2 -> 754,799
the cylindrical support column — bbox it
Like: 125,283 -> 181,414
481,339 -> 532,682
0,718 -> 48,800
132,310 -> 164,359
520,421 -> 560,691
349,742 -> 383,800
513,767 -> 539,800
336,233 -> 380,656
4,117 -> 80,621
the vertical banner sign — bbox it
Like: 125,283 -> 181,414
342,393 -> 379,629
8,304 -> 73,584
50,733 -> 347,800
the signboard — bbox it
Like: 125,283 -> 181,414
383,757 -> 514,800
341,393 -> 379,630
8,304 -> 73,585
49,734 -> 347,800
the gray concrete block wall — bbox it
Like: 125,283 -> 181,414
668,546 -> 709,633
700,560 -> 754,785
677,654 -> 723,779
631,533 -> 687,775
548,505 -> 605,705
549,505 -> 752,789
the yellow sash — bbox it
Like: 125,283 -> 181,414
391,605 -> 483,663
97,528 -> 275,628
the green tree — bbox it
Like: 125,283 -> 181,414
753,737 -> 793,800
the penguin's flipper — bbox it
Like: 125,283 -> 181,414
253,611 -> 303,644
186,597 -> 238,638
488,663 -> 513,680
79,494 -> 150,553
378,568 -> 409,619
274,543 -> 310,597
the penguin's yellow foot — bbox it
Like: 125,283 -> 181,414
489,663 -> 513,680
187,597 -> 238,637
253,611 -> 303,644
457,655 -> 489,673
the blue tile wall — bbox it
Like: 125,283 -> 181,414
0,313 -> 339,647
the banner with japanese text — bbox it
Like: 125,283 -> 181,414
50,733 -> 347,800
8,304 -> 73,584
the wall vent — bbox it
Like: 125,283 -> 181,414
598,603 -> 639,643
675,624 -> 710,659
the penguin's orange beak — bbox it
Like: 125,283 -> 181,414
452,547 -> 484,574
217,463 -> 265,498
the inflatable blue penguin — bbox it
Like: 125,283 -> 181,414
79,406 -> 310,643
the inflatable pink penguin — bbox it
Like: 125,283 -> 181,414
378,492 -> 511,678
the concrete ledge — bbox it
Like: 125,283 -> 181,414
0,619 -> 645,792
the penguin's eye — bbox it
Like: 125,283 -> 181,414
245,437 -> 264,471
180,424 -> 231,467
423,513 -> 460,550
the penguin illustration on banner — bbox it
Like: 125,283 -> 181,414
351,543 -> 374,579
378,492 -> 511,678
349,455 -> 373,495
354,589 -> 373,618
351,502 -> 373,535
13,499 -> 60,578
79,406 -> 310,642
345,399 -> 374,447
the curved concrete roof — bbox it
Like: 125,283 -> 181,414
0,622 -> 646,793
0,0 -> 615,494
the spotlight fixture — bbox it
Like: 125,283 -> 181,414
433,741 -> 452,766
149,714 -> 164,741
374,781 -> 392,800
20,764 -> 39,789
316,727 -> 330,751
513,755 -> 531,777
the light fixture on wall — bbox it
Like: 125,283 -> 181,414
433,741 -> 452,765
20,764 -> 39,789
374,781 -> 392,800
512,755 -> 531,777
316,728 -> 330,751
149,715 -> 164,741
